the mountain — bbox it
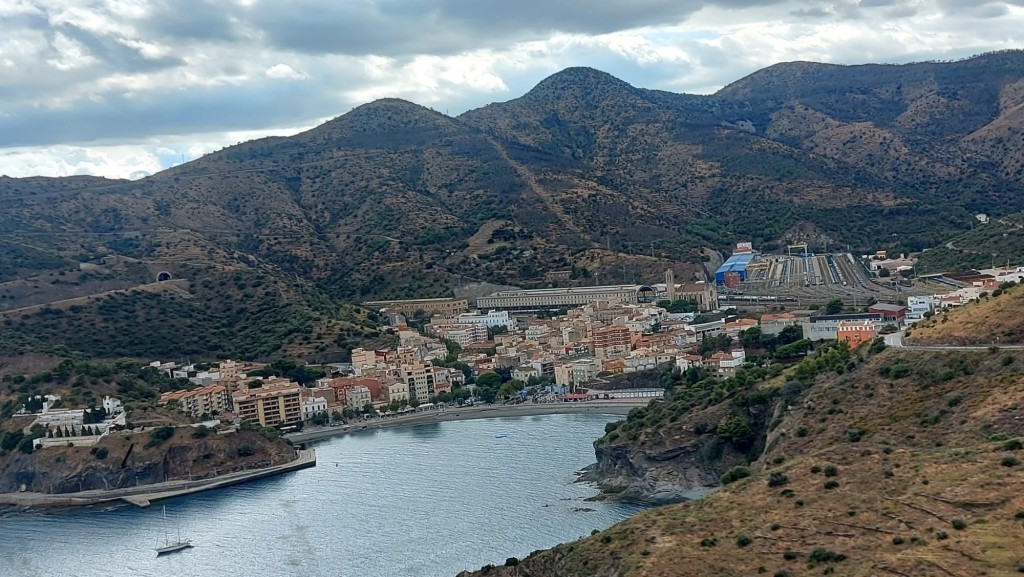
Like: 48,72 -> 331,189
459,340 -> 1024,577
4,52 -> 1024,362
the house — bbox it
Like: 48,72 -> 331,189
512,365 -> 540,382
382,380 -> 410,404
706,349 -> 746,378
837,320 -> 878,347
906,296 -> 934,323
302,397 -> 328,421
724,318 -> 758,337
344,386 -> 372,410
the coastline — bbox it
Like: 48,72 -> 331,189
0,448 -> 317,511
287,400 -> 647,444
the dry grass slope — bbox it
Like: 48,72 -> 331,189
910,283 -> 1024,346
462,348 -> 1024,577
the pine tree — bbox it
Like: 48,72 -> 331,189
55,427 -> 63,438
47,429 -> 53,438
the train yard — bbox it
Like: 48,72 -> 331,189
719,252 -> 935,307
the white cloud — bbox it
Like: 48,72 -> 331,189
0,0 -> 1022,178
264,63 -> 307,80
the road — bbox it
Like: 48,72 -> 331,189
885,330 -> 1024,351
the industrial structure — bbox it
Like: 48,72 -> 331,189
715,252 -> 756,287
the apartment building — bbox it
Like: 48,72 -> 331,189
232,382 -> 302,427
803,313 -> 883,341
592,325 -> 630,350
159,385 -> 231,418
431,323 -> 489,346
344,386 -> 372,410
457,310 -> 517,330
759,312 -> 800,335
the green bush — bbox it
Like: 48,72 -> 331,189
145,426 -> 175,448
192,425 -> 210,439
768,472 -> 789,487
810,465 -> 822,474
823,465 -> 839,477
237,444 -> 256,457
1002,439 -> 1023,451
721,466 -> 751,485
936,531 -> 949,540
1002,456 -> 1020,467
736,535 -> 753,547
504,557 -> 519,567
889,364 -> 911,379
951,519 -> 967,530
783,550 -> 797,560
795,426 -> 808,438
891,536 -> 905,545
824,480 -> 840,490
808,548 -> 846,565
700,537 -> 717,547
90,446 -> 109,459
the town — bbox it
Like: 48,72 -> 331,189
8,243 -> 1018,444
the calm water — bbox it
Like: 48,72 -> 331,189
0,414 -> 642,577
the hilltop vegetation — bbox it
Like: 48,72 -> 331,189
916,213 -> 1024,274
462,345 -> 1024,577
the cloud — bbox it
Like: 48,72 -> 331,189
0,0 -> 1022,178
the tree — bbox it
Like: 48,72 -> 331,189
311,413 -> 329,426
824,299 -> 844,315
475,372 -> 502,389
479,387 -> 498,404
331,410 -> 343,422
878,268 -> 891,278
362,403 -> 376,416
777,324 -> 803,345
17,437 -> 34,454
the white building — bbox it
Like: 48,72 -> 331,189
906,296 -> 934,323
302,397 -> 328,421
102,396 -> 123,415
457,310 -> 517,330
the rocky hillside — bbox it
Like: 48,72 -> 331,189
461,345 -> 1024,577
916,211 -> 1024,274
0,425 -> 296,494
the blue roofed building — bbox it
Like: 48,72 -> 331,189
714,252 -> 756,285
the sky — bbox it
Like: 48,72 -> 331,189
1,0 -> 1023,180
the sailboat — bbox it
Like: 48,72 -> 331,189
155,505 -> 193,556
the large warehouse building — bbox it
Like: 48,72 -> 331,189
477,285 -> 656,311
715,253 -> 756,286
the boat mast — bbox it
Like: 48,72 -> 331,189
163,505 -> 169,547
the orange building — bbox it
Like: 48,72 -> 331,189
836,320 -> 878,347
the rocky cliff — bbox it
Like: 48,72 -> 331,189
0,427 -> 295,494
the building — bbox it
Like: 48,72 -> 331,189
302,397 -> 328,421
232,382 -> 303,427
362,297 -> 469,317
906,296 -> 934,323
430,323 -> 489,346
592,325 -> 631,351
477,285 -> 656,311
673,282 -> 720,311
101,396 -> 124,415
837,320 -> 878,347
715,252 -> 756,285
382,380 -> 410,404
707,349 -> 746,378
759,312 -> 800,335
554,358 -> 602,388
867,303 -> 908,325
344,386 -> 372,410
457,310 -> 517,330
724,318 -> 758,337
159,385 -> 231,418
802,313 -> 883,341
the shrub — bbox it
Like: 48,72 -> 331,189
700,537 -> 717,547
770,523 -> 781,531
951,519 -> 967,530
1002,354 -> 1014,366
810,465 -> 822,474
783,550 -> 798,560
192,425 -> 210,439
504,557 -> 519,567
721,466 -> 751,485
845,429 -> 865,443
17,437 -> 34,454
1015,510 -> 1024,520
145,426 -> 175,448
891,536 -> 905,545
936,531 -> 949,540
795,426 -> 808,438
600,535 -> 612,544
92,447 -> 108,460
808,548 -> 846,565
768,472 -> 789,487
823,465 -> 839,477
237,444 -> 256,457
736,535 -> 753,547
1002,456 -> 1020,467
774,571 -> 791,577
824,480 -> 840,490
889,364 -> 911,379
1003,439 -> 1024,451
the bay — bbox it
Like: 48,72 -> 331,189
0,413 -> 642,577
